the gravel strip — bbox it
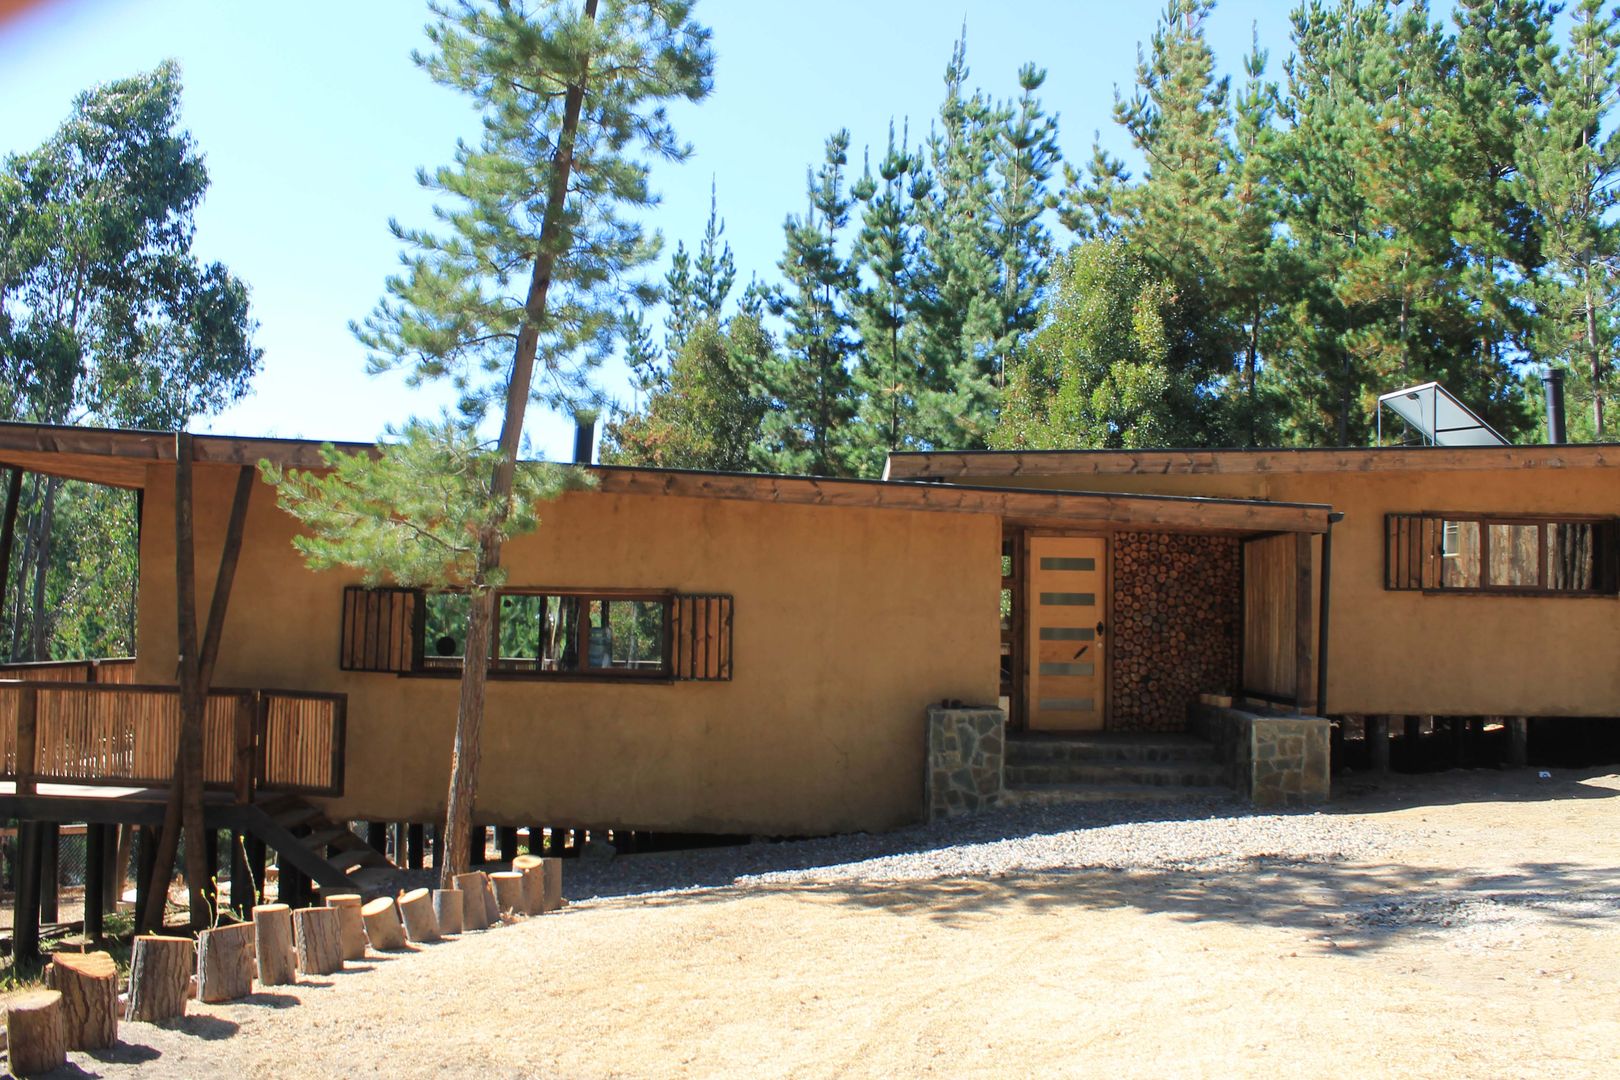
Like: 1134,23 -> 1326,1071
560,795 -> 1392,902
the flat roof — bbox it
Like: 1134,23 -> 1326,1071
0,421 -> 1334,535
884,442 -> 1620,481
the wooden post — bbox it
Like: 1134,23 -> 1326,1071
197,922 -> 256,1003
398,888 -> 440,943
407,823 -> 425,870
1449,716 -> 1468,767
453,872 -> 492,930
1293,532 -> 1316,713
133,825 -> 158,931
110,824 -> 134,914
366,822 -> 387,853
293,906 -> 344,975
325,894 -> 368,961
430,821 -> 444,870
125,935 -> 194,1022
13,820 -> 43,967
85,822 -> 107,941
469,821 -> 487,866
15,683 -> 37,796
432,888 -> 463,935
498,826 -> 519,863
39,822 -> 59,924
1367,715 -> 1391,773
360,897 -> 406,950
5,989 -> 67,1075
490,871 -> 524,916
44,951 -> 118,1050
252,903 -> 297,986
512,853 -> 545,915
391,822 -> 407,866
542,858 -> 563,912
1507,716 -> 1529,768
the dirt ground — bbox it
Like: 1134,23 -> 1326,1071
27,768 -> 1620,1079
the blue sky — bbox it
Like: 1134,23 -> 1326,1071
0,0 -> 1301,459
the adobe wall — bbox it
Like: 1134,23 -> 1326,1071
136,464 -> 1000,835
975,461 -> 1620,718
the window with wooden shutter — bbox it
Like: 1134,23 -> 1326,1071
340,586 -> 419,672
1385,513 -> 1619,595
671,594 -> 734,681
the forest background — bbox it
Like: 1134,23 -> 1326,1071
4,0 -> 1620,661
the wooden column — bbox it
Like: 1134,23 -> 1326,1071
14,820 -> 43,966
469,821 -> 486,866
367,822 -> 387,853
407,823 -> 425,870
392,822 -> 407,865
39,823 -> 60,924
1366,715 -> 1391,774
85,823 -> 108,941
133,825 -> 157,930
431,821 -> 445,869
103,823 -> 124,914
498,826 -> 519,863
1507,716 -> 1529,768
1293,532 -> 1316,713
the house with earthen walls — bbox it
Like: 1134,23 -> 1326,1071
1,416 -> 1617,958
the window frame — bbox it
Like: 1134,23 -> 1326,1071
1384,511 -> 1619,597
416,587 -> 677,682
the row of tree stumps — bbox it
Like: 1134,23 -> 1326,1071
4,856 -> 563,1076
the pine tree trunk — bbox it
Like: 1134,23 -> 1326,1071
28,477 -> 57,660
1587,278 -> 1604,437
439,0 -> 599,890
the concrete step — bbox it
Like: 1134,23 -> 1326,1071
1005,759 -> 1228,789
1000,783 -> 1230,807
1007,733 -> 1216,767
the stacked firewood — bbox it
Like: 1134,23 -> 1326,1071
1112,532 -> 1241,732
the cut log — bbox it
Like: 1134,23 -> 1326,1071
292,907 -> 344,976
453,873 -> 492,930
432,889 -> 464,936
477,871 -> 500,925
252,903 -> 297,986
512,854 -> 545,915
125,935 -> 194,1022
5,989 -> 66,1075
360,897 -> 406,951
325,894 -> 368,961
397,888 -> 440,943
44,950 -> 118,1050
542,858 -> 563,912
489,871 -> 525,917
197,922 -> 256,1004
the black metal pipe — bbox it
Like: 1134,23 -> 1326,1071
572,413 -> 597,465
1542,368 -> 1567,445
1316,512 -> 1344,717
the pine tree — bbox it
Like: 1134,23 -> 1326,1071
1517,0 -> 1620,439
271,0 -> 713,885
760,131 -> 859,476
986,64 -> 1061,384
849,124 -> 925,476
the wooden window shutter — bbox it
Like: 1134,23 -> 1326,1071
340,586 -> 420,673
1384,513 -> 1431,591
671,594 -> 734,681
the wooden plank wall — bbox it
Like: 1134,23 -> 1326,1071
1242,533 -> 1297,700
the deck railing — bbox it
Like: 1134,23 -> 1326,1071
0,658 -> 138,684
0,680 -> 345,800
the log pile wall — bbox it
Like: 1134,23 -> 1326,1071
1111,533 -> 1241,732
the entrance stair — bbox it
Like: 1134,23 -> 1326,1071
216,793 -> 402,897
1003,732 -> 1229,804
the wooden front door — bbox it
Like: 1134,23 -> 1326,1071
1026,535 -> 1107,732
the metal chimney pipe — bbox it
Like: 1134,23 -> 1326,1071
1542,368 -> 1567,445
572,413 -> 597,465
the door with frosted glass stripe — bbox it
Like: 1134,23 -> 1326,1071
1026,536 -> 1106,731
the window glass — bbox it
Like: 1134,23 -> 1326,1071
1488,523 -> 1541,588
1439,520 -> 1481,588
423,592 -> 472,668
1548,523 -> 1598,591
589,599 -> 666,673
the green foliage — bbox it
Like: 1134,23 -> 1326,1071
996,240 -> 1217,449
265,419 -> 593,590
600,314 -> 770,470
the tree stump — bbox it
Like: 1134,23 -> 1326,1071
453,873 -> 492,930
512,854 -> 545,915
489,871 -> 525,916
477,871 -> 501,924
292,907 -> 344,976
397,888 -> 440,943
325,894 -> 368,961
432,889 -> 464,936
360,897 -> 406,951
4,989 -> 66,1075
252,903 -> 297,986
125,935 -> 194,1022
197,922 -> 256,1003
542,858 -> 563,912
44,950 -> 118,1050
